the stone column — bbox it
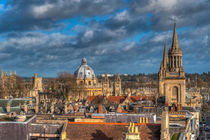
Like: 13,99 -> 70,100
29,98 -> 33,105
44,101 -> 48,113
64,102 -> 68,114
35,103 -> 39,113
172,56 -> 174,68
160,109 -> 170,140
51,102 -> 54,114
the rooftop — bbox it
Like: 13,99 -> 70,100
66,122 -> 160,140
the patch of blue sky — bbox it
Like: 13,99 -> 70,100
0,1 -> 8,15
84,8 -> 129,24
83,14 -> 111,24
0,0 -> 6,4
37,17 -> 85,36
177,26 -> 194,33
0,36 -> 5,42
121,32 -> 146,43
145,13 -> 154,26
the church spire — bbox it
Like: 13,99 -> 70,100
163,40 -> 168,68
171,22 -> 179,50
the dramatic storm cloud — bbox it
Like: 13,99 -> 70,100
0,0 -> 209,77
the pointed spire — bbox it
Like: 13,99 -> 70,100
163,40 -> 168,68
1,69 -> 3,78
104,73 -> 108,82
171,22 -> 179,50
116,73 -> 120,81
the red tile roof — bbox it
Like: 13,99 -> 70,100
87,95 -> 155,104
129,96 -> 141,102
107,96 -> 126,104
129,96 -> 155,103
66,122 -> 160,140
87,96 -> 97,103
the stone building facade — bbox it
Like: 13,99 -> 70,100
0,69 -> 16,98
158,23 -> 186,107
74,58 -> 102,96
74,58 -> 122,97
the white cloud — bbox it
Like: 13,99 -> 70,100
151,32 -> 170,42
33,3 -> 54,18
82,30 -> 94,42
202,35 -> 209,46
115,10 -> 129,21
123,42 -> 135,51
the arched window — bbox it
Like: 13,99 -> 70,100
80,81 -> 83,85
172,86 -> 178,102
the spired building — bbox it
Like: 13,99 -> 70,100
114,73 -> 122,96
158,23 -> 186,108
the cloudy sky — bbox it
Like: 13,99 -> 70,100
0,0 -> 209,77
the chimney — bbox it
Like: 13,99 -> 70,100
98,104 -> 103,113
75,103 -> 78,112
24,101 -> 28,113
177,104 -> 182,111
51,102 -> 54,114
7,103 -> 10,113
64,102 -> 68,114
35,103 -> 39,113
29,98 -> 33,105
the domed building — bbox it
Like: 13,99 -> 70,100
74,58 -> 97,86
74,58 -> 102,96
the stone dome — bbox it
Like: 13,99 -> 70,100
74,58 -> 96,79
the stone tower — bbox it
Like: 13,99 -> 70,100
33,73 -> 43,92
158,23 -> 186,107
160,109 -> 170,140
102,73 -> 112,96
114,73 -> 122,96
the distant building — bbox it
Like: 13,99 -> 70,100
74,58 -> 122,97
74,58 -> 102,96
0,69 -> 16,98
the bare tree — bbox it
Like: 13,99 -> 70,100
46,72 -> 85,102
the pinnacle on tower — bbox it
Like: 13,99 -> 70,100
1,69 -> 3,78
163,40 -> 168,68
171,22 -> 179,50
116,73 -> 120,81
82,58 -> 87,65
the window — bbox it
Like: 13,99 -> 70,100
172,86 -> 178,102
89,81 -> 91,85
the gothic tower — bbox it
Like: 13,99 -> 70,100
158,23 -> 186,107
102,73 -> 112,96
114,73 -> 122,96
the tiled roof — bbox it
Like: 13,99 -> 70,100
87,96 -> 97,103
129,96 -> 155,103
66,122 -> 160,140
91,96 -> 110,104
107,96 -> 126,104
129,96 -> 141,102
